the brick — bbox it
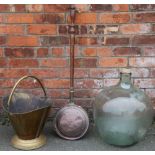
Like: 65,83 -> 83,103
0,69 -> 28,78
4,48 -> 34,57
0,25 -> 24,34
0,58 -> 7,67
145,89 -> 155,98
113,47 -> 141,56
44,79 -> 69,88
131,68 -> 149,78
82,48 -> 97,56
143,47 -> 155,56
0,79 -> 15,88
0,90 -> 6,97
75,69 -> 89,78
74,4 -> 89,12
58,25 -> 68,34
80,25 -> 87,34
52,99 -> 68,108
48,89 -> 69,99
7,36 -> 38,46
9,59 -> 38,68
74,58 -> 97,68
14,4 -> 26,12
134,79 -> 155,89
0,48 -> 3,57
89,25 -> 104,34
113,4 -> 129,11
34,14 -> 65,24
40,58 -> 67,68
104,79 -> 119,87
52,48 -> 64,57
76,37 -> 98,45
153,25 -> 155,32
0,36 -> 6,45
129,57 -> 155,67
133,13 -> 155,23
66,46 -> 79,57
9,4 -> 17,12
74,90 -> 93,98
0,4 -> 10,12
97,47 -> 113,56
37,48 -> 48,57
130,4 -> 155,11
90,4 -> 112,11
27,24 -> 57,35
73,13 -> 97,24
31,69 -> 58,78
120,24 -> 151,34
26,4 -> 43,12
99,57 -> 127,67
104,25 -> 119,34
99,13 -> 130,23
6,14 -> 34,23
75,99 -> 93,107
90,69 -> 119,78
0,15 -> 3,23
105,37 -> 129,45
133,35 -> 155,45
75,79 -> 104,89
59,68 -> 89,78
150,68 -> 155,77
44,4 -> 70,12
40,36 -> 69,46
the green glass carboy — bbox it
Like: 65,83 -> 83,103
94,69 -> 154,146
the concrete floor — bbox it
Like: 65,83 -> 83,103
1,123 -> 155,151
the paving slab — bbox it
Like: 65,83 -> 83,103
0,123 -> 155,151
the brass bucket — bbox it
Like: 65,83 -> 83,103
3,76 -> 51,150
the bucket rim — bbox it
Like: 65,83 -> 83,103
8,104 -> 51,115
3,96 -> 52,115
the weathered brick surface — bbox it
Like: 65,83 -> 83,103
40,36 -> 69,46
133,13 -> 155,23
0,4 -> 155,117
90,4 -> 112,12
130,4 -> 155,11
6,14 -> 34,23
0,36 -> 6,45
99,57 -> 128,67
5,48 -> 34,57
0,25 -> 24,34
132,35 -> 155,45
7,36 -> 38,46
26,4 -> 43,12
37,48 -> 48,57
0,48 -> 3,57
27,24 -> 57,35
113,47 -> 141,56
34,14 -> 65,24
44,4 -> 70,12
119,24 -> 151,34
99,13 -> 130,23
40,58 -> 67,67
113,4 -> 129,11
14,4 -> 26,12
9,59 -> 38,68
105,37 -> 129,45
73,13 -> 97,24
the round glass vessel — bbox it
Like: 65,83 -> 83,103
94,69 -> 154,146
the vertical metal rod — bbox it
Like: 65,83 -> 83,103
68,5 -> 76,103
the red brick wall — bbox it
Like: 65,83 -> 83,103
0,4 -> 155,118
